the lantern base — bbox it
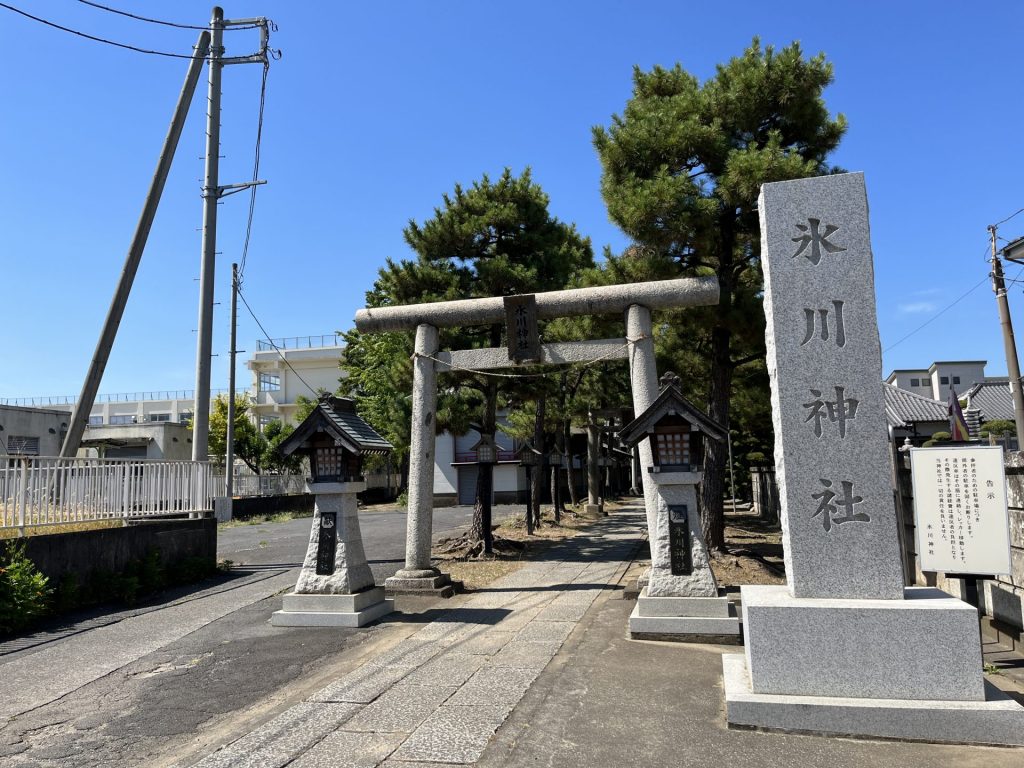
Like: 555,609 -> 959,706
385,569 -> 456,598
271,588 -> 393,628
629,587 -> 740,643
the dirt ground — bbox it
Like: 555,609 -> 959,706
431,502 -> 786,590
713,513 -> 786,586
431,501 -> 621,589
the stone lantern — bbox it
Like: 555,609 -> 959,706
617,373 -> 739,642
271,395 -> 394,628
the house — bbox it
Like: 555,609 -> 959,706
882,383 -> 949,446
885,360 -> 987,400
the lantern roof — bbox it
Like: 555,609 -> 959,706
617,379 -> 727,449
278,395 -> 393,458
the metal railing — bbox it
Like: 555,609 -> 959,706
256,333 -> 344,352
0,457 -> 214,534
0,389 -> 244,408
212,471 -> 401,498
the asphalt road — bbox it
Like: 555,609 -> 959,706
0,504 -> 521,768
218,504 -> 520,583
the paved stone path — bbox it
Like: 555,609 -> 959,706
189,508 -> 645,768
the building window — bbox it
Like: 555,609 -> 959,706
110,415 -> 136,425
148,413 -> 171,422
940,376 -> 949,386
179,412 -> 193,424
259,415 -> 280,433
953,376 -> 961,385
88,415 -> 104,426
259,373 -> 281,392
7,436 -> 40,455
910,378 -> 920,387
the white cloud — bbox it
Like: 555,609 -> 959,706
898,301 -> 937,314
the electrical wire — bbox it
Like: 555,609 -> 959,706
883,275 -> 990,353
76,0 -> 260,31
237,62 -> 269,285
993,207 -> 1024,229
0,1 -> 202,58
236,286 -> 320,397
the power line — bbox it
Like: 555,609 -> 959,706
236,286 -> 320,397
0,1 -> 201,58
883,244 -> 995,353
76,0 -> 260,31
238,62 -> 269,285
993,207 -> 1024,229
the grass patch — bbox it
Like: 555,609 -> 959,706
0,519 -> 125,540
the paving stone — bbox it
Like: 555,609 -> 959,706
489,641 -> 561,670
365,640 -> 445,669
446,666 -> 540,707
310,665 -> 418,704
491,605 -> 545,632
549,588 -> 602,605
191,703 -> 364,768
390,704 -> 510,764
288,730 -> 405,768
514,620 -> 575,644
400,653 -> 486,687
534,602 -> 590,622
410,621 -> 471,642
445,630 -> 515,656
460,591 -> 521,609
341,683 -> 457,734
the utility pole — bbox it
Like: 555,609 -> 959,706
988,224 -> 1024,452
226,262 -> 239,499
61,31 -> 211,458
192,7 -> 272,461
191,7 -> 225,462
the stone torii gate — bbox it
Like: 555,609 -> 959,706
353,277 -> 719,595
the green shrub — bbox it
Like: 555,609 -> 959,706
0,540 -> 52,634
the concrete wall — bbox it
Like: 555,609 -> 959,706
0,406 -> 67,456
82,422 -> 194,460
886,370 -> 931,397
929,361 -> 986,399
22,517 -> 216,584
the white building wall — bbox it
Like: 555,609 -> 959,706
434,432 -> 457,494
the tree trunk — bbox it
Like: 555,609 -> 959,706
524,465 -> 534,535
564,419 -> 578,507
471,362 -> 499,554
472,460 -> 494,554
530,394 -> 545,531
701,325 -> 732,550
701,214 -> 737,551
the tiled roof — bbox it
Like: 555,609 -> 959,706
323,400 -> 393,453
279,396 -> 393,457
883,383 -> 947,428
962,379 -> 1015,422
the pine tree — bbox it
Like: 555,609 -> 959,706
344,168 -> 593,554
593,40 -> 846,548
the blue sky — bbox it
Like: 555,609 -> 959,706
2,1 -> 1023,399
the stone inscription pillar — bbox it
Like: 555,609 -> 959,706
760,171 -> 903,600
